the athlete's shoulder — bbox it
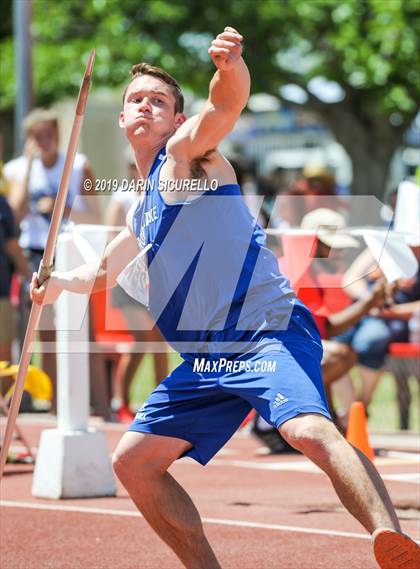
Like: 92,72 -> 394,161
196,150 -> 238,187
166,125 -> 236,178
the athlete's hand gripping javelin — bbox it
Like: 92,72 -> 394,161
30,271 -> 62,306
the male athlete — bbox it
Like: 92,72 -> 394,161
31,27 -> 419,569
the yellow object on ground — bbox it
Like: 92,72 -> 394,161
0,361 -> 52,401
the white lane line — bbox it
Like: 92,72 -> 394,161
1,501 -> 137,517
209,457 -> 420,473
210,459 -> 322,473
0,500 -> 371,540
382,451 -> 420,460
203,517 -> 371,540
382,473 -> 420,484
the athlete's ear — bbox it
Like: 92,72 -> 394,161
174,113 -> 187,130
119,111 -> 126,129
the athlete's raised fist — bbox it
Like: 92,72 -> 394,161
208,26 -> 243,71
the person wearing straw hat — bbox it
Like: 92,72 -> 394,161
30,27 -> 419,569
330,181 -> 420,421
253,208 -> 390,444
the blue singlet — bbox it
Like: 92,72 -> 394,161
130,147 -> 297,359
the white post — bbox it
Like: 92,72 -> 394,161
56,232 -> 90,431
32,226 -> 116,499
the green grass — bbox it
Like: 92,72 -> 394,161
129,351 -> 181,405
363,373 -> 419,432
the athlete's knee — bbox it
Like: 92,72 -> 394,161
113,432 -> 191,484
112,433 -> 159,483
112,450 -> 128,482
112,445 -> 139,484
280,414 -> 341,458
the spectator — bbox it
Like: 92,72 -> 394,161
332,176 -> 420,418
333,247 -> 419,420
0,195 -> 31,362
277,163 -> 345,227
104,148 -> 168,423
296,210 -> 391,417
253,208 -> 389,451
302,163 -> 337,196
4,108 -> 100,410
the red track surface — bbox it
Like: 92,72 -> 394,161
1,418 -> 419,569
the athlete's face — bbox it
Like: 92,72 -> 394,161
119,75 -> 185,145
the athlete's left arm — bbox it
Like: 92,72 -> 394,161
169,26 -> 250,159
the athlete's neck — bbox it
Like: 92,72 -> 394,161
132,138 -> 169,180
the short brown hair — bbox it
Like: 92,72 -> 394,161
23,108 -> 59,137
122,63 -> 184,113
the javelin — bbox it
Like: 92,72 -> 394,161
0,49 -> 95,480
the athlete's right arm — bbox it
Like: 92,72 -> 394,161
30,227 -> 140,305
167,27 -> 250,162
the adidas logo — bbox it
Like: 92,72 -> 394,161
273,392 -> 289,408
136,403 -> 147,421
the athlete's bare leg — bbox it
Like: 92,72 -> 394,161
280,413 -> 400,533
113,432 -> 221,569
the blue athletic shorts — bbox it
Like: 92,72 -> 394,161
129,305 -> 331,465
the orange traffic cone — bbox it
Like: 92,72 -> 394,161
346,402 -> 374,461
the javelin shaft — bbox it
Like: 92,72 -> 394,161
0,49 -> 95,480
42,49 -> 95,279
43,115 -> 84,264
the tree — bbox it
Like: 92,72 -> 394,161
1,0 -> 419,198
